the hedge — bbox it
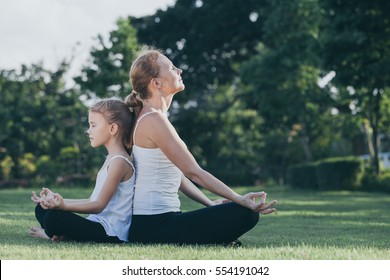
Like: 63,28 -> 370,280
288,157 -> 363,190
316,157 -> 363,190
287,162 -> 318,189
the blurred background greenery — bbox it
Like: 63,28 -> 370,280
1,0 -> 389,192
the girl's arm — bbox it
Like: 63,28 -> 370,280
145,113 -> 277,213
43,158 -> 133,214
64,199 -> 90,203
33,188 -> 89,205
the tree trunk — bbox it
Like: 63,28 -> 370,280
300,125 -> 313,162
371,90 -> 381,175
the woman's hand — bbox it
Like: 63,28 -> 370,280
211,198 -> 231,206
238,192 -> 277,214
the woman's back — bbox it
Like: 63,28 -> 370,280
132,112 -> 181,215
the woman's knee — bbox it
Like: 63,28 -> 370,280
243,206 -> 259,228
231,203 -> 259,227
225,203 -> 259,228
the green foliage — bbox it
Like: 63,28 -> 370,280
2,0 -> 390,188
75,18 -> 139,98
0,63 -> 98,186
132,0 -> 266,100
0,155 -> 14,180
362,168 -> 390,193
320,0 -> 390,174
287,162 -> 319,189
172,85 -> 265,185
239,0 -> 334,182
17,153 -> 37,178
316,157 -> 363,190
288,157 -> 367,191
35,155 -> 57,184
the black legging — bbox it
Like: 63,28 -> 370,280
34,204 -> 122,243
128,202 -> 259,245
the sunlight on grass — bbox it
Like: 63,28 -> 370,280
0,186 -> 389,260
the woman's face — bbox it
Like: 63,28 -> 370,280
155,55 -> 185,94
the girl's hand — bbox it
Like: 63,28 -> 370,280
31,191 -> 42,205
40,192 -> 64,210
40,193 -> 61,209
40,187 -> 54,198
31,187 -> 55,207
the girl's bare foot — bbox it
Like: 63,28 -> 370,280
30,226 -> 50,240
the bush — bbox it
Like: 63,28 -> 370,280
377,172 -> 390,193
17,153 -> 37,178
287,162 -> 318,189
0,155 -> 14,180
362,168 -> 390,193
34,155 -> 60,185
316,157 -> 363,190
287,157 -> 365,191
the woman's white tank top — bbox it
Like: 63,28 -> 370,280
132,112 -> 181,215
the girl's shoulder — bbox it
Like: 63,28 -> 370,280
107,155 -> 134,170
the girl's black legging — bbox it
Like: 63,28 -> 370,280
34,204 -> 122,243
128,202 -> 259,245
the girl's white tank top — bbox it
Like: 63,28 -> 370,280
87,155 -> 135,242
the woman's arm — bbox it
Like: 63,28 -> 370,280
145,113 -> 277,213
179,174 -> 214,206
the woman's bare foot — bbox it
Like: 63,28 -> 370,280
30,226 -> 50,240
51,235 -> 67,242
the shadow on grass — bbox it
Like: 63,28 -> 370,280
241,187 -> 390,249
1,187 -> 389,251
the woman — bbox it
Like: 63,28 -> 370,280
125,46 -> 277,245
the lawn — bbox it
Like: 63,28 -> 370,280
0,185 -> 389,260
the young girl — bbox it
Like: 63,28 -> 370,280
30,99 -> 135,243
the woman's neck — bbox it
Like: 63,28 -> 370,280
143,93 -> 173,113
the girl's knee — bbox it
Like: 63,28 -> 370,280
43,210 -> 62,230
35,204 -> 46,216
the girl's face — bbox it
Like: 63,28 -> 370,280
86,112 -> 111,148
155,55 -> 185,94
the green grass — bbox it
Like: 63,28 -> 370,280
0,186 -> 389,260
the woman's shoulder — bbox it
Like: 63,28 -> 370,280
139,110 -> 167,120
139,110 -> 170,127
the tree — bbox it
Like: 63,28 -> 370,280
172,83 -> 265,185
75,18 -> 139,99
320,0 -> 390,174
131,0 -> 266,101
0,62 -> 93,184
239,0 -> 333,182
